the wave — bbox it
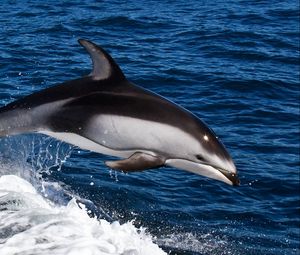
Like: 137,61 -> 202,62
0,136 -> 166,255
0,174 -> 166,255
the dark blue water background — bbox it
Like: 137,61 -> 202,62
0,0 -> 299,254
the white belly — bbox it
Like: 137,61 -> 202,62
39,131 -> 137,159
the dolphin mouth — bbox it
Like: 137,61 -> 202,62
165,159 -> 240,186
215,167 -> 240,186
196,160 -> 240,186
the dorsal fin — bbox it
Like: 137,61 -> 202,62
78,39 -> 126,81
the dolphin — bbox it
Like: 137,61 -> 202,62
0,39 -> 239,185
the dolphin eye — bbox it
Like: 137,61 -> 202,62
196,155 -> 204,161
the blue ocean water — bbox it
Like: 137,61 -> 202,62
0,0 -> 299,254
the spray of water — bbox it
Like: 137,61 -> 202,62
0,135 -> 166,255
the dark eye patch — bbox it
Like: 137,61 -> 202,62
196,155 -> 204,161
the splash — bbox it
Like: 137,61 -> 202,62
0,136 -> 166,255
0,175 -> 166,255
0,135 -> 72,182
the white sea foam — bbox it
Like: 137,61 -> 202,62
158,232 -> 230,254
0,174 -> 166,255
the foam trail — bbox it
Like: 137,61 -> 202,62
0,174 -> 166,255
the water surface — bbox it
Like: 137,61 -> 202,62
0,1 -> 299,254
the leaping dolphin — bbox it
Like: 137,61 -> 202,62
0,39 -> 239,185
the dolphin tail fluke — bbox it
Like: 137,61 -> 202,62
105,152 -> 165,172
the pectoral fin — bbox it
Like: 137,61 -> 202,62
105,152 -> 165,172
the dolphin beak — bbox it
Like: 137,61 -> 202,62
165,159 -> 240,186
217,168 -> 240,186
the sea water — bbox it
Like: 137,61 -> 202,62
0,1 -> 299,254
